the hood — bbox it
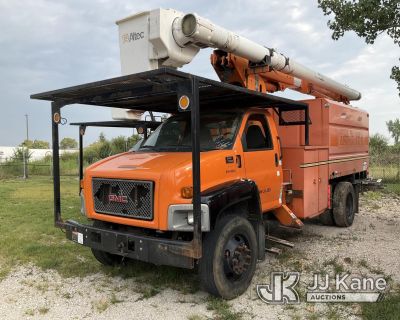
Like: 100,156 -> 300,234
86,151 -> 192,178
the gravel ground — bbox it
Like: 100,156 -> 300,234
0,192 -> 399,320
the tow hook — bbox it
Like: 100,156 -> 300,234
117,241 -> 127,255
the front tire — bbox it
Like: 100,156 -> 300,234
199,215 -> 257,299
332,182 -> 355,227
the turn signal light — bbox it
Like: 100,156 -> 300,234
181,186 -> 193,199
137,126 -> 145,134
179,95 -> 190,110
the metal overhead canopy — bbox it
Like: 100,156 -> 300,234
70,120 -> 161,187
30,68 -> 307,111
30,67 -> 310,262
70,120 -> 161,130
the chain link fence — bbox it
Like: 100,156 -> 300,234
1,151 -> 399,193
369,149 -> 400,194
0,159 -> 79,178
0,147 -> 81,179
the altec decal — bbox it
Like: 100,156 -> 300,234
122,32 -> 144,43
108,194 -> 128,204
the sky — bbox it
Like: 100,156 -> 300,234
0,0 -> 399,147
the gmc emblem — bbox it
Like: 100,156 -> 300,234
108,194 -> 128,204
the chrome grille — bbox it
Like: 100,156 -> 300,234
92,178 -> 153,220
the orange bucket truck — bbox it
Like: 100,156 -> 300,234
31,8 -> 368,299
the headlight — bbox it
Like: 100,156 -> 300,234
80,190 -> 87,216
168,204 -> 210,232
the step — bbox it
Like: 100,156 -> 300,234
266,235 -> 294,248
265,247 -> 282,255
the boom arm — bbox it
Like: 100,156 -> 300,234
175,13 -> 361,103
210,50 -> 352,103
114,8 -> 360,119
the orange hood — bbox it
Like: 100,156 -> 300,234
86,151 -> 192,178
82,149 -> 242,230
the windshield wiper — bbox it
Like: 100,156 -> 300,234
139,145 -> 217,152
155,146 -> 188,151
138,146 -> 180,152
138,146 -> 159,151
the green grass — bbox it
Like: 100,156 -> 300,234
362,291 -> 400,320
187,315 -> 203,320
369,166 -> 400,183
206,296 -> 243,320
0,176 -> 98,277
384,183 -> 400,195
38,307 -> 50,315
323,257 -> 346,274
0,177 -> 198,295
369,165 -> 400,194
0,157 -> 80,178
363,191 -> 382,201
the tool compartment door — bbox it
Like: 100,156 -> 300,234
302,150 -> 319,218
318,149 -> 329,212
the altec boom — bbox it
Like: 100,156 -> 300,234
116,9 -> 360,105
176,13 -> 361,102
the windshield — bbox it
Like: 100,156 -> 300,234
139,112 -> 242,152
129,139 -> 144,152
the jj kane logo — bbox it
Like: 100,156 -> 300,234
257,272 -> 387,304
122,31 -> 144,44
257,272 -> 300,304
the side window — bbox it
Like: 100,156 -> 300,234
243,114 -> 273,151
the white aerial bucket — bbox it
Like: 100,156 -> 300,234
112,8 -> 199,120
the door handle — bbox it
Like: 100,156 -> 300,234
274,153 -> 279,167
236,155 -> 242,168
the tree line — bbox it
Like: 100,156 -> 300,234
12,133 -> 140,164
369,119 -> 400,157
20,137 -> 78,150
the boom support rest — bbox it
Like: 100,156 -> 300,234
273,204 -> 304,229
211,51 -> 352,103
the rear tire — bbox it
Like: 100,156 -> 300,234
199,215 -> 257,299
332,182 -> 355,227
91,220 -> 124,266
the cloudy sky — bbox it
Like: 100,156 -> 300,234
0,0 -> 399,146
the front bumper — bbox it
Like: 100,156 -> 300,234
64,220 -> 194,269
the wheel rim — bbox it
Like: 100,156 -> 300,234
223,234 -> 252,281
345,193 -> 354,221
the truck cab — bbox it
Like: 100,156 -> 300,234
76,107 -> 289,299
82,108 -> 283,232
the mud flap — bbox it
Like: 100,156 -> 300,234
273,204 -> 303,229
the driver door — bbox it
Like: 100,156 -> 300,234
241,113 -> 282,212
